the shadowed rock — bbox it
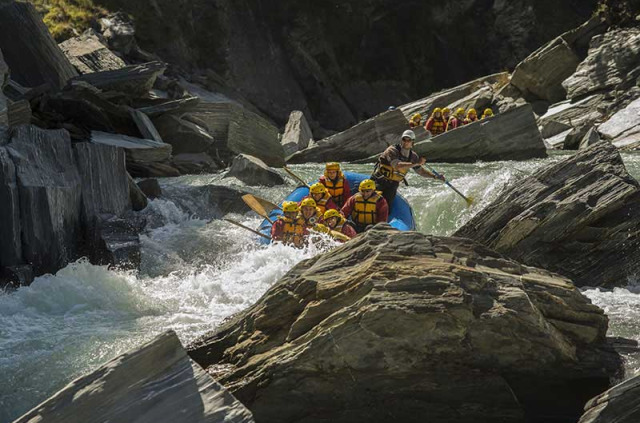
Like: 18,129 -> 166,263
0,48 -> 8,125
0,1 -> 78,89
59,30 -> 126,74
188,227 -> 621,423
91,131 -> 172,164
455,142 -> 640,288
224,154 -> 284,187
12,330 -> 255,423
72,61 -> 166,97
578,373 -> 640,423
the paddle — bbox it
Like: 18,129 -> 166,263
283,166 -> 310,188
244,193 -> 351,242
423,163 -> 474,206
223,218 -> 271,240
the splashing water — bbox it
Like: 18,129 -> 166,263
2,152 -> 640,421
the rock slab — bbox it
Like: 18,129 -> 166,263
189,227 -> 621,423
0,48 -> 8,125
224,154 -> 284,187
578,373 -> 640,423
412,104 -> 547,162
287,108 -> 409,163
455,142 -> 640,288
598,97 -> 640,149
12,330 -> 255,423
59,30 -> 126,74
281,110 -> 313,156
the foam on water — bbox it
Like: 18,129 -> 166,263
3,153 -> 640,421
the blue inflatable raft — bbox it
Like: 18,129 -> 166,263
257,171 -> 415,243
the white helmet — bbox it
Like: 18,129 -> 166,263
401,129 -> 416,141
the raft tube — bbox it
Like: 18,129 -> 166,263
257,171 -> 416,243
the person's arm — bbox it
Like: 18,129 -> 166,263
377,198 -> 389,223
343,223 -> 357,238
271,220 -> 282,239
425,118 -> 433,131
326,198 -> 338,211
341,197 -> 354,219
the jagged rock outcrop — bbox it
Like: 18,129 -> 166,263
411,105 -> 547,162
172,152 -> 219,174
508,16 -> 607,103
281,111 -> 313,157
137,178 -> 162,199
0,1 -> 78,89
152,113 -> 216,156
578,373 -> 640,423
12,330 -> 255,423
455,142 -> 640,288
580,127 -> 602,149
598,97 -> 640,149
537,94 -> 606,142
91,131 -> 173,169
161,184 -> 250,221
287,109 -> 408,163
59,30 -> 126,74
128,173 -> 148,211
224,154 -> 284,187
563,28 -> 640,101
188,227 -> 621,423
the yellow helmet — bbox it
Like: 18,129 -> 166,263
359,179 -> 376,191
442,107 -> 451,114
300,198 -> 317,208
456,108 -> 465,116
325,162 -> 341,171
433,107 -> 442,114
310,182 -> 327,195
323,209 -> 342,221
483,108 -> 494,117
468,108 -> 477,116
282,201 -> 299,213
411,113 -> 422,121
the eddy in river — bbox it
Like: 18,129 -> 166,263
371,129 -> 445,209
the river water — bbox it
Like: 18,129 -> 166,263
1,153 -> 640,422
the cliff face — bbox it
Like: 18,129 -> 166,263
48,0 -> 598,131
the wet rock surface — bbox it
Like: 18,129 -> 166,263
188,226 -> 621,423
12,331 -> 255,423
455,142 -> 640,288
224,154 -> 284,187
578,373 -> 640,423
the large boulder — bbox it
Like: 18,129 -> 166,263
411,104 -> 547,162
563,28 -> 640,100
224,154 -> 284,187
171,152 -> 220,175
509,16 -> 606,103
281,110 -> 313,157
152,113 -> 217,155
287,109 -> 408,163
187,101 -> 284,167
0,1 -> 78,89
58,30 -> 126,74
537,93 -> 605,140
0,146 -> 21,271
12,330 -> 255,423
578,373 -> 640,423
6,126 -> 82,276
455,142 -> 640,288
597,97 -> 640,149
161,184 -> 250,221
188,227 -> 621,423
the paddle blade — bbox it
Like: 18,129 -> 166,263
465,196 -> 474,207
242,194 -> 271,218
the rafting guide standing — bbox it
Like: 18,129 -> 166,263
371,129 -> 445,209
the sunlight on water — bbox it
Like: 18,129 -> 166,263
2,151 -> 640,421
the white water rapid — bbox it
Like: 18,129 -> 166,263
2,153 -> 640,422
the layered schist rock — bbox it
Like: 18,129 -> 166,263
189,227 -> 621,423
72,61 -> 166,97
508,16 -> 607,103
59,30 -> 126,74
287,109 -> 408,163
456,142 -> 640,288
281,110 -> 313,157
12,331 -> 255,423
411,104 -> 547,162
0,48 -> 8,126
224,154 -> 284,187
578,373 -> 640,423
0,1 -> 78,89
597,97 -> 640,149
563,28 -> 640,101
